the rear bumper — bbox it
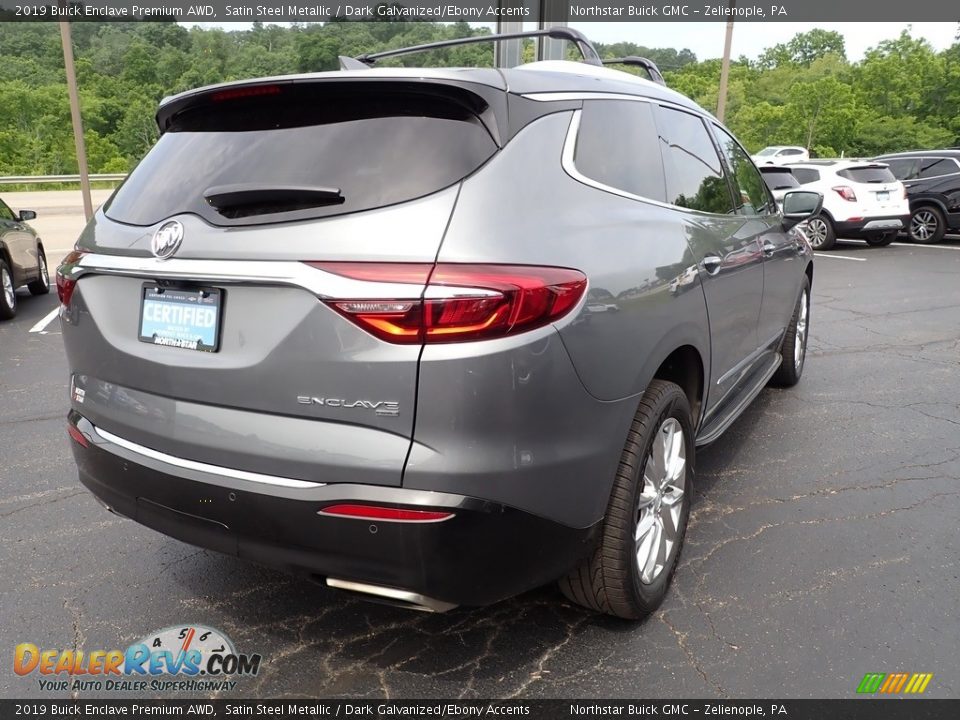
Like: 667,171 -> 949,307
69,412 -> 597,608
834,214 -> 910,238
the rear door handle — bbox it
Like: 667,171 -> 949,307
702,255 -> 722,274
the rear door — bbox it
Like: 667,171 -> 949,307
654,106 -> 764,410
62,79 -> 502,487
713,124 -> 805,351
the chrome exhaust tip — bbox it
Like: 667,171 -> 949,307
326,578 -> 457,613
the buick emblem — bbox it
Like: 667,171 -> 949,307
151,221 -> 184,260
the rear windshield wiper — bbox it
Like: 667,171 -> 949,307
204,184 -> 344,218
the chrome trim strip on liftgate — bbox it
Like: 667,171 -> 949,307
93,424 -> 325,489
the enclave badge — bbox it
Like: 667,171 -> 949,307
151,220 -> 184,260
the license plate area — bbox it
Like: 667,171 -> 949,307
876,191 -> 890,202
139,284 -> 222,352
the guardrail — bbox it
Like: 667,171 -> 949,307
0,174 -> 127,186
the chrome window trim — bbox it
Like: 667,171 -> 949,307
93,425 -> 325,489
561,109 -> 735,219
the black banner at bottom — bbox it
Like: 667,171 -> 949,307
2,700 -> 960,720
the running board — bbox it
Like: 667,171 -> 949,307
696,353 -> 782,447
326,578 -> 458,613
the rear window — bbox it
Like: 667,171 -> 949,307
761,169 -> 800,192
105,84 -> 499,227
836,166 -> 896,184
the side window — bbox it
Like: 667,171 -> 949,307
574,100 -> 666,202
0,200 -> 14,221
782,148 -> 804,156
884,159 -> 918,180
918,158 -> 957,179
713,125 -> 774,215
655,106 -> 734,214
791,168 -> 820,185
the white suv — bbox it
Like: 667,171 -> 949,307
752,146 -> 809,166
786,160 -> 910,250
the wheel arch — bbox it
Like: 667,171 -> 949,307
648,343 -> 706,432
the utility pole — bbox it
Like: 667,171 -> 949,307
59,21 -> 93,222
716,1 -> 735,123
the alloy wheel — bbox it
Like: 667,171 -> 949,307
806,218 -> 827,248
38,253 -> 49,289
910,211 -> 939,242
794,290 -> 808,371
635,417 -> 687,585
2,266 -> 14,309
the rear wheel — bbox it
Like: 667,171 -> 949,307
27,248 -> 50,295
805,214 -> 836,250
559,379 -> 693,619
909,207 -> 946,244
865,232 -> 897,247
0,259 -> 17,320
771,275 -> 810,387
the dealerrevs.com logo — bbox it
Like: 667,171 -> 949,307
14,625 -> 261,693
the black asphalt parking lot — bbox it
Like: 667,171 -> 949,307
2,239 -> 959,700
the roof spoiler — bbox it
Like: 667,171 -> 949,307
352,27 -> 603,68
601,57 -> 666,86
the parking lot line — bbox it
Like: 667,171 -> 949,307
891,242 -> 960,250
29,306 -> 61,334
813,253 -> 866,262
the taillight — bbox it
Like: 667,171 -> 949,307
902,185 -> 908,199
56,250 -> 87,307
832,186 -> 857,202
307,263 -> 587,344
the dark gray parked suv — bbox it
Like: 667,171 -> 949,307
58,32 -> 821,618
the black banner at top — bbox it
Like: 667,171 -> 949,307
1,0 -> 959,22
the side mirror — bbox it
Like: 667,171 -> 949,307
18,210 -> 37,221
781,191 -> 822,230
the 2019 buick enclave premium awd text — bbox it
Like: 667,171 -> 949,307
58,31 -> 821,619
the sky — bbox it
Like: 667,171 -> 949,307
191,21 -> 958,62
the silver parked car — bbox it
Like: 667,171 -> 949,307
0,198 -> 49,319
59,30 -> 821,618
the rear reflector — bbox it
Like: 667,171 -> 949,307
68,425 -> 89,448
318,504 -> 455,523
308,262 -> 587,344
56,250 -> 87,307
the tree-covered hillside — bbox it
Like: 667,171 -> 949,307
0,20 -> 957,175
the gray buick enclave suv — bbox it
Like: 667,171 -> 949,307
59,31 -> 821,619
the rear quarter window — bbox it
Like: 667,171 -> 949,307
791,168 -> 821,185
105,85 -> 499,227
573,100 -> 666,202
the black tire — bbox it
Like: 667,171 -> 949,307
559,379 -> 694,619
27,247 -> 50,295
0,259 -> 18,320
865,231 -> 897,247
771,275 -> 811,387
908,206 -> 946,244
805,213 -> 836,250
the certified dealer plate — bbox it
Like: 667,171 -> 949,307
139,285 -> 222,352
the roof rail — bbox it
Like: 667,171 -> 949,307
354,27 -> 603,68
601,57 -> 666,86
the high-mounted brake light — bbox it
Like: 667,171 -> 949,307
56,250 -> 87,307
210,84 -> 282,102
318,504 -> 454,523
305,263 -> 587,344
832,185 -> 857,202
